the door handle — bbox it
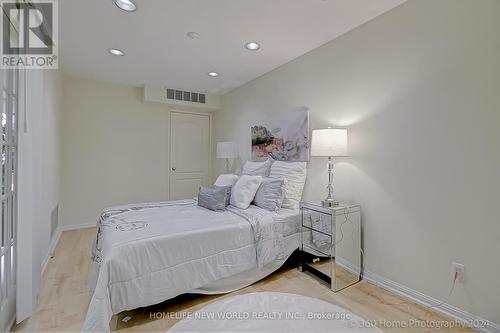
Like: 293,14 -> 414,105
171,167 -> 176,171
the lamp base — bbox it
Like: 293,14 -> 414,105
322,198 -> 339,207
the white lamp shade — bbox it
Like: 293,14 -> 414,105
216,142 -> 237,159
311,128 -> 348,157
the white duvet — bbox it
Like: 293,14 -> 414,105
83,200 -> 298,332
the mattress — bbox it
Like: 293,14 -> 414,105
83,200 -> 300,332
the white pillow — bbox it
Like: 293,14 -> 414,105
242,159 -> 273,177
253,177 -> 287,212
269,161 -> 307,209
214,174 -> 239,187
230,175 -> 263,209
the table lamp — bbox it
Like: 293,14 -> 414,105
311,128 -> 348,207
216,142 -> 237,173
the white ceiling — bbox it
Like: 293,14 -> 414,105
60,0 -> 405,94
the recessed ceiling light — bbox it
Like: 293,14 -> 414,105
208,72 -> 219,77
113,0 -> 137,12
245,42 -> 261,51
108,48 -> 125,56
186,32 -> 200,39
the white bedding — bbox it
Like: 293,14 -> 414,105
83,199 -> 299,332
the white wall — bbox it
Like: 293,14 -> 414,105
17,68 -> 63,323
215,0 -> 500,324
60,75 -> 173,226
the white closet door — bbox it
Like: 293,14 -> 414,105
169,112 -> 211,200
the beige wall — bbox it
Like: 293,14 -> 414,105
215,0 -> 500,323
60,75 -> 173,227
40,69 -> 63,259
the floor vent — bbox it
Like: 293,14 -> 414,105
166,88 -> 206,104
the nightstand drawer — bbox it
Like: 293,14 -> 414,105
301,229 -> 333,257
302,208 -> 332,235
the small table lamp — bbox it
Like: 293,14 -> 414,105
311,128 -> 348,207
216,142 -> 237,173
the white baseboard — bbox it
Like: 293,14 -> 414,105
41,229 -> 61,274
336,257 -> 361,276
4,315 -> 15,332
59,222 -> 96,232
363,270 -> 500,333
41,223 -> 96,274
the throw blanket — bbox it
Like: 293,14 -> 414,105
227,206 -> 286,267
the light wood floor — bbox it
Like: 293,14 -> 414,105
13,228 -> 475,332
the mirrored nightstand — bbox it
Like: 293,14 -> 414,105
299,201 -> 362,292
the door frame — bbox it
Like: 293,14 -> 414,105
168,109 -> 213,200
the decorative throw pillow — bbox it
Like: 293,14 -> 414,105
216,185 -> 232,206
269,161 -> 307,209
242,159 -> 273,177
253,177 -> 287,212
230,175 -> 263,209
214,174 -> 239,187
197,186 -> 229,212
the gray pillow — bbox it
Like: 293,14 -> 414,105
253,178 -> 286,211
198,186 -> 229,212
215,185 -> 232,206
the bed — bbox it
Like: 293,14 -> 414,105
82,199 -> 300,332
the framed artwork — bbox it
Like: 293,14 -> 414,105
251,110 -> 310,162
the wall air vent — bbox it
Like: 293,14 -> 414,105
166,88 -> 206,104
143,85 -> 221,111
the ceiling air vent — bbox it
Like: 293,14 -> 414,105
166,88 -> 206,104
